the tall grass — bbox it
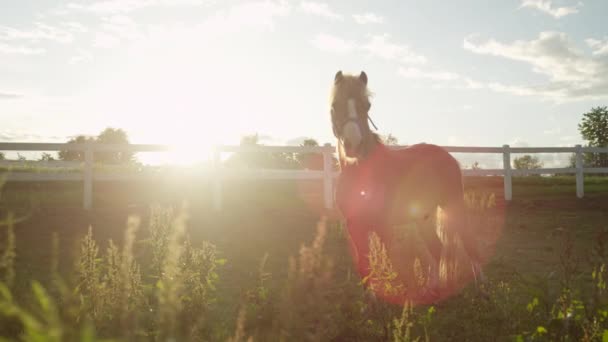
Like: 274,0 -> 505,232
3,187 -> 608,340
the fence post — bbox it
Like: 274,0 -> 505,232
503,144 -> 512,201
322,143 -> 334,210
83,143 -> 93,210
575,144 -> 584,198
212,146 -> 222,211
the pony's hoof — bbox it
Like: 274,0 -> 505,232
417,286 -> 441,304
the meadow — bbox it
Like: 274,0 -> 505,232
1,176 -> 608,341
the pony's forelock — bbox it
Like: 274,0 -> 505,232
329,74 -> 373,106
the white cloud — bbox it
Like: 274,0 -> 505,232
543,126 -> 562,135
311,32 -> 428,69
63,22 -> 89,33
299,1 -> 343,20
560,135 -> 579,142
0,129 -> 64,142
93,32 -> 121,48
519,0 -> 582,19
352,13 -> 384,24
0,21 -> 89,55
361,34 -> 426,64
310,33 -> 355,53
0,92 -> 21,99
101,15 -> 140,39
92,15 -> 142,49
463,32 -> 608,101
0,42 -> 45,55
0,22 -> 74,44
586,37 -> 608,56
510,138 -> 530,147
88,1 -> 289,49
398,67 -> 460,81
205,0 -> 290,32
69,49 -> 93,64
66,0 -> 213,14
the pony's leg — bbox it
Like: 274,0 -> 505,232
346,221 -> 372,280
416,215 -> 443,291
443,199 -> 486,286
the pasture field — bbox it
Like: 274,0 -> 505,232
1,176 -> 608,341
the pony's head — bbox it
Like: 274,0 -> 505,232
329,70 -> 379,164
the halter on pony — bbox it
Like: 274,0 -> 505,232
330,71 -> 382,164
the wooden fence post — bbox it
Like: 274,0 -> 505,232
83,143 -> 93,210
575,144 -> 584,198
503,144 -> 512,201
322,144 -> 334,210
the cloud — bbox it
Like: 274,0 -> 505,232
361,34 -> 426,64
0,21 -> 89,55
510,138 -> 530,147
352,12 -> 384,24
398,67 -> 460,81
0,130 -> 63,142
463,32 -> 608,101
66,0 -> 213,14
93,32 -> 121,48
0,42 -> 45,55
299,1 -> 343,20
0,22 -> 74,44
92,15 -> 142,48
519,0 -> 582,18
310,33 -> 355,53
206,0 -> 290,32
101,15 -> 141,40
311,32 -> 427,67
63,21 -> 89,33
586,37 -> 608,56
69,49 -> 93,64
543,126 -> 562,135
0,92 -> 21,99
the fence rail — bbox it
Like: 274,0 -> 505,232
1,142 -> 607,210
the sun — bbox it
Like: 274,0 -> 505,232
166,140 -> 216,166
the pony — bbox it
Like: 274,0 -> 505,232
329,70 -> 484,303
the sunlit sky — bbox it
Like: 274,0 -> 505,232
1,0 -> 608,165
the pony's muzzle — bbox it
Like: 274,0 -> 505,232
342,121 -> 362,155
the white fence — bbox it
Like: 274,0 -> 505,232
1,142 -> 607,210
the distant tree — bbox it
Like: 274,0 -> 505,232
226,133 -> 298,169
95,127 -> 134,164
296,138 -> 323,170
58,128 -> 135,164
301,138 -> 319,147
568,146 -> 596,168
39,153 -> 56,162
578,106 -> 608,167
513,155 -> 543,172
470,161 -> 481,170
58,135 -> 94,162
240,134 -> 260,147
0,152 -> 4,160
17,153 -> 26,161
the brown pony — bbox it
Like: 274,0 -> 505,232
329,70 -> 484,302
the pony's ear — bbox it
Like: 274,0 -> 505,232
359,71 -> 368,85
334,70 -> 344,84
